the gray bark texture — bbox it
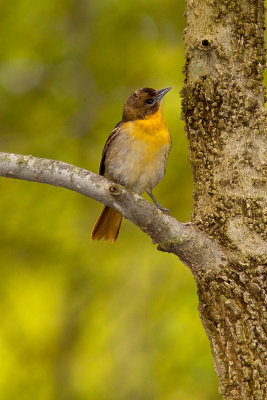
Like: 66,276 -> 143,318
181,0 -> 266,399
0,1 -> 266,399
0,152 -> 226,276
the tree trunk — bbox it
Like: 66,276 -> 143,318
182,1 -> 266,399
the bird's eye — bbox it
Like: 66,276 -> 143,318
146,98 -> 154,104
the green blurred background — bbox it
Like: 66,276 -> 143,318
1,1 -> 265,399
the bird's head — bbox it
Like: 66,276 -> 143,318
122,87 -> 172,121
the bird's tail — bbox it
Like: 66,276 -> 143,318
91,206 -> 122,243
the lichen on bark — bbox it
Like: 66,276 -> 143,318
182,0 -> 266,398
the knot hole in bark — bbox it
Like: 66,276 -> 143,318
109,184 -> 122,196
202,39 -> 210,47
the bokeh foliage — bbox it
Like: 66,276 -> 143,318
2,0 -> 265,399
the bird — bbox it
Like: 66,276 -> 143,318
91,86 -> 172,243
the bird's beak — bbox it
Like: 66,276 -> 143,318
156,87 -> 173,101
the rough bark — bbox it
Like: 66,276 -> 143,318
182,0 -> 266,399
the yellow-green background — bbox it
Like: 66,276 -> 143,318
0,1 -> 265,399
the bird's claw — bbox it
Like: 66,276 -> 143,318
158,206 -> 170,214
146,192 -> 169,214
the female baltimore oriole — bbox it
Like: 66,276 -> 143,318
91,87 -> 172,243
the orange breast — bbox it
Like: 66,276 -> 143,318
124,107 -> 171,150
104,108 -> 171,194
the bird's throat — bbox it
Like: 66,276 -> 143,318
124,108 -> 171,145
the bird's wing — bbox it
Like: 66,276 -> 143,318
99,121 -> 123,176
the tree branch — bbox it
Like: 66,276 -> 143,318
0,152 -> 226,276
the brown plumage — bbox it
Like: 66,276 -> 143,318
91,206 -> 122,243
91,86 -> 172,243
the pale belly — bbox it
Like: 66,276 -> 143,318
104,129 -> 171,194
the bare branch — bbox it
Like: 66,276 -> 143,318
0,152 -> 226,276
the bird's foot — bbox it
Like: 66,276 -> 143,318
157,205 -> 170,214
147,191 -> 169,214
